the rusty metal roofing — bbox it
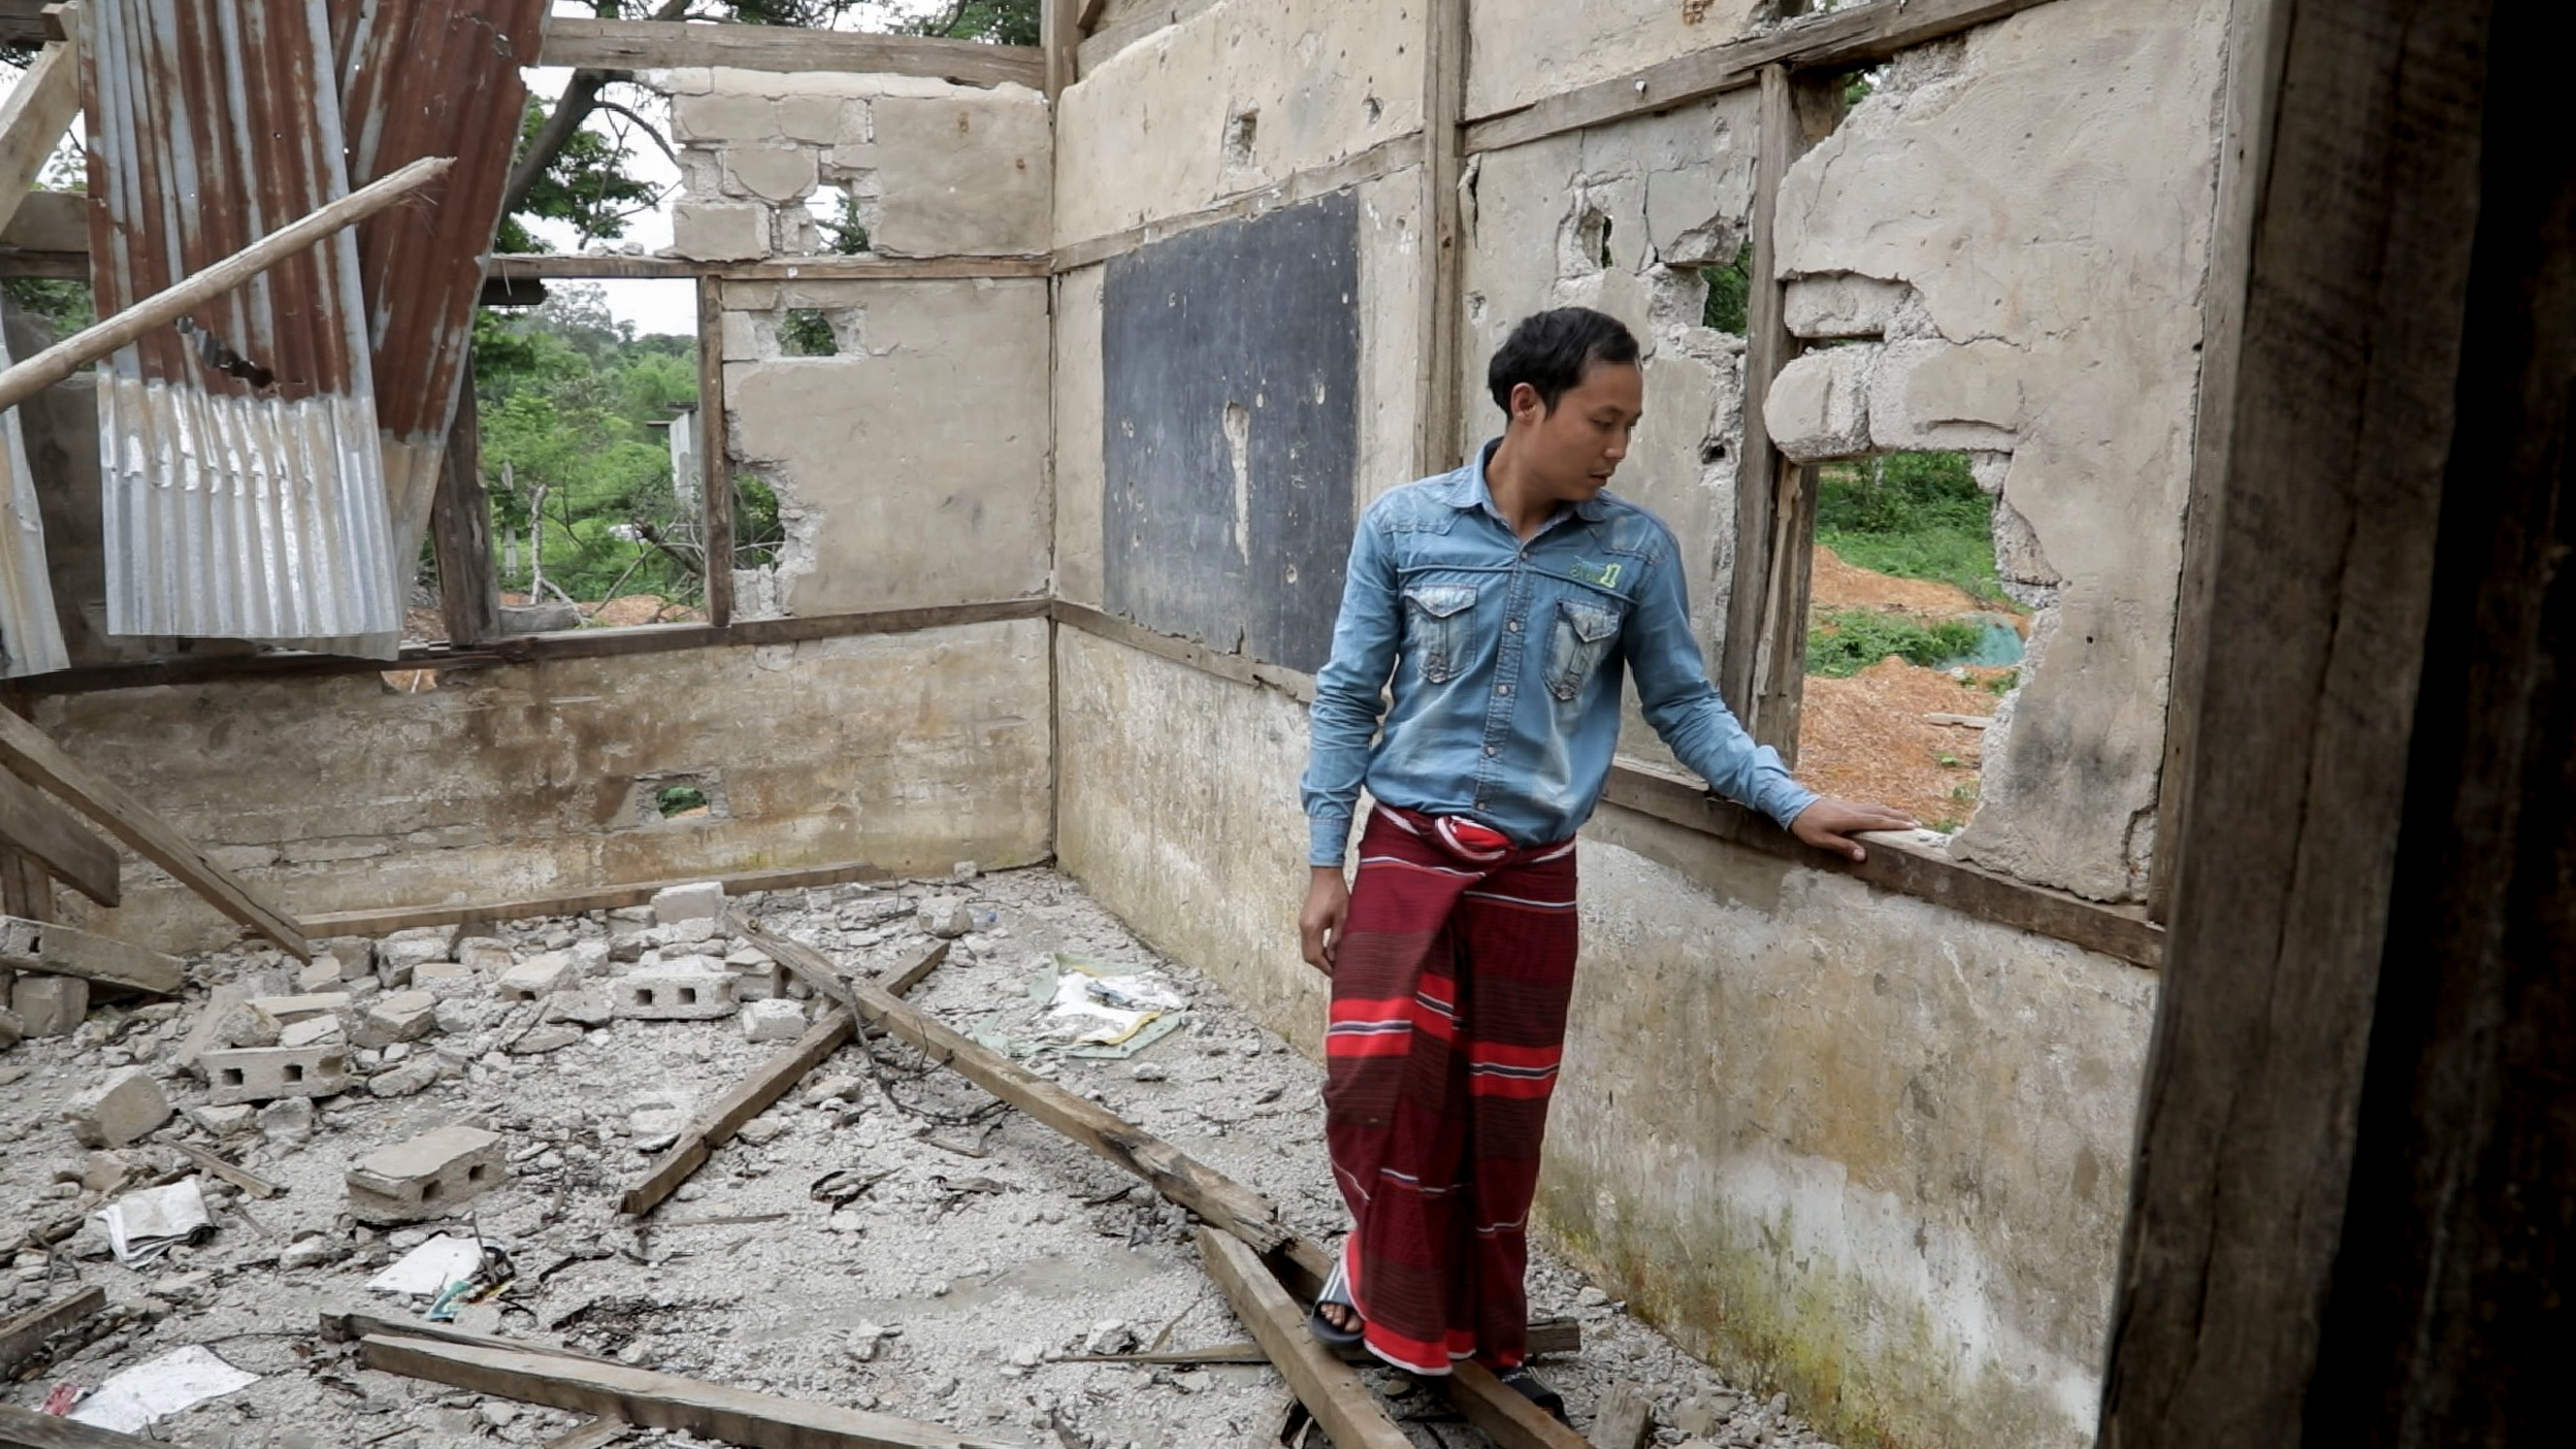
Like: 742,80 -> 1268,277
84,0 -> 402,642
337,0 -> 550,584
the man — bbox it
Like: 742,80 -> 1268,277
1297,307 -> 1911,1415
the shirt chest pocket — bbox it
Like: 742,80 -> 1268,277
1545,597 -> 1625,700
1402,584 -> 1479,684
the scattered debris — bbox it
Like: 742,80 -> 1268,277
91,1179 -> 214,1264
63,1344 -> 257,1433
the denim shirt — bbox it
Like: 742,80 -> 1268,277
1302,441 -> 1816,866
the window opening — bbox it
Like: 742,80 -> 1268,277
1796,450 -> 2026,834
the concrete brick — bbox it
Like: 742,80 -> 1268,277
612,965 -> 737,1021
1784,274 -> 1918,340
741,999 -> 807,1042
410,963 -> 479,999
202,1044 -> 354,1105
356,991 -> 438,1048
367,1059 -> 442,1099
672,90 -> 777,143
379,928 -> 454,986
651,881 -> 726,925
724,144 -> 818,203
248,993 -> 351,1022
542,988 -> 615,1027
777,93 -> 851,145
1765,344 -> 1877,463
456,938 -> 516,974
280,1016 -> 344,1049
725,958 -> 786,1002
571,940 -> 612,978
510,1025 -> 584,1056
65,1067 -> 171,1148
669,916 -> 720,946
10,974 -> 86,1037
187,1103 -> 256,1137
671,203 -> 769,262
346,1125 -> 505,1224
312,937 -> 378,979
299,957 -> 349,992
868,92 -> 1050,257
259,1096 -> 316,1143
496,953 -> 579,1001
0,1005 -> 20,1050
209,996 -> 284,1048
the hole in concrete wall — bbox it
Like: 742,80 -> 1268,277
627,770 -> 729,827
1700,241 -> 1752,335
474,280 -> 711,635
780,308 -> 839,357
807,188 -> 875,256
1796,450 -> 2028,835
1224,110 -> 1260,171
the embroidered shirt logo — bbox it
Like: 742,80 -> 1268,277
1567,559 -> 1624,590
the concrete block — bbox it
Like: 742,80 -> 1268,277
868,92 -> 1050,256
356,991 -> 439,1048
258,1096 -> 316,1143
300,957 -> 348,992
671,203 -> 770,262
571,940 -> 612,977
741,999 -> 807,1042
248,993 -> 351,1023
777,93 -> 851,145
669,916 -> 719,946
202,1044 -> 354,1105
611,965 -> 737,1021
651,881 -> 726,925
726,959 -> 786,1002
724,144 -> 818,203
313,937 -> 378,979
379,928 -> 454,984
0,1005 -> 20,1050
1784,274 -> 1916,340
456,939 -> 516,974
346,1125 -> 505,1224
410,963 -> 479,999
210,996 -> 284,1048
542,988 -> 615,1027
500,601 -> 580,635
1765,344 -> 1877,463
1865,337 -> 2026,452
280,1016 -> 344,1050
496,953 -> 580,1001
367,1059 -> 441,1099
187,1103 -> 256,1138
671,90 -> 777,143
65,1067 -> 171,1148
10,974 -> 85,1037
173,983 -> 244,1075
918,901 -> 972,939
510,1025 -> 584,1056
630,1090 -> 694,1152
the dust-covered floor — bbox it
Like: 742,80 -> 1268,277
1,868 -> 1836,1448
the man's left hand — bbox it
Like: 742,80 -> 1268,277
1789,797 -> 1918,862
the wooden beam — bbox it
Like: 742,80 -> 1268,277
486,254 -> 1049,282
1720,65 -> 1803,739
1192,1226 -> 1414,1449
0,709 -> 307,958
357,1335 -> 1022,1449
0,914 -> 184,993
431,368 -> 501,648
536,20 -> 1044,90
0,155 -> 451,418
543,1420 -> 632,1449
1462,0 -> 2063,156
693,276 -> 733,627
0,1403 -> 157,1449
1416,0 -> 1468,476
1043,0 -> 1080,102
1057,1317 -> 1582,1365
0,1285 -> 104,1374
2096,0 -> 2505,1437
0,191 -> 87,254
320,1312 -> 624,1367
1443,1361 -> 1590,1449
744,921 -> 1296,1256
0,27 -> 79,240
619,944 -> 951,1216
169,1142 -> 278,1199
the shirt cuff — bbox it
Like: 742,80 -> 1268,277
1766,784 -> 1820,831
1308,814 -> 1354,868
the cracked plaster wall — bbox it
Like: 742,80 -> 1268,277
1764,0 -> 2229,901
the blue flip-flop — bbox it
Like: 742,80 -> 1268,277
1308,1248 -> 1365,1351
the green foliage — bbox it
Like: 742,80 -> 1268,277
655,785 -> 709,816
892,0 -> 1041,44
733,473 -> 788,573
472,284 -> 702,612
1815,450 -> 2011,603
780,309 -> 839,356
1804,608 -> 1981,678
3,278 -> 93,337
497,99 -> 661,253
1701,242 -> 1750,335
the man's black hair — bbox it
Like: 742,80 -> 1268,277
1486,307 -> 1641,417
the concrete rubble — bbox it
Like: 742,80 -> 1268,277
0,867 -> 1837,1447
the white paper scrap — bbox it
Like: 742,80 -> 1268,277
93,1178 -> 214,1264
67,1345 -> 257,1433
365,1233 -> 488,1295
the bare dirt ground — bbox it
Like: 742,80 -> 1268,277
3,869 -> 1834,1448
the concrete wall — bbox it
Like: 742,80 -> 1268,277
1056,629 -> 2155,1449
1466,0 -> 1763,120
49,620 -> 1054,952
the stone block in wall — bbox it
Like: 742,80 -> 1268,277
671,202 -> 771,262
864,93 -> 1050,257
1866,338 -> 2025,453
1785,274 -> 1916,340
724,144 -> 818,205
672,90 -> 778,144
1765,345 -> 1875,463
777,94 -> 853,146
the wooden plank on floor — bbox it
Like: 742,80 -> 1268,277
1443,1361 -> 1590,1449
1060,1317 -> 1584,1366
0,712 -> 308,959
746,921 -> 1294,1256
0,1403 -> 156,1449
319,1311 -> 623,1367
0,767 -> 117,907
1192,1226 -> 1413,1449
619,944 -> 951,1216
0,916 -> 183,994
356,1335 -> 1022,1449
0,1286 -> 105,1374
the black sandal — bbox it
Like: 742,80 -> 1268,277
1495,1366 -> 1568,1424
1307,1251 -> 1365,1351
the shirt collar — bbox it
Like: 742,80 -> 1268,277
1443,438 -> 1613,524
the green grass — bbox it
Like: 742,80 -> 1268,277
1814,451 -> 2012,605
1804,608 -> 1982,678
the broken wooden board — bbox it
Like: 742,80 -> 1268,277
0,767 -> 117,907
169,1143 -> 280,1200
1194,1226 -> 1412,1449
0,916 -> 181,994
358,1334 -> 1022,1449
620,943 -> 950,1216
1060,1316 -> 1583,1365
320,1310 -> 622,1367
1443,1360 -> 1590,1449
746,921 -> 1292,1254
0,1284 -> 105,1374
0,712 -> 308,958
0,1403 -> 156,1449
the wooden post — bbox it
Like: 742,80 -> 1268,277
0,14 -> 79,240
1043,0 -> 1081,103
1416,0 -> 1469,476
1720,65 -> 1803,732
2098,0 -> 2558,1441
694,275 -> 733,627
432,363 -> 501,646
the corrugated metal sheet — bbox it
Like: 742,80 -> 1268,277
84,0 -> 402,642
0,325 -> 71,676
337,0 -> 550,595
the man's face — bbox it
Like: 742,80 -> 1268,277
1509,359 -> 1645,504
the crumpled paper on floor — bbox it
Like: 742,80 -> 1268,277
973,953 -> 1188,1059
92,1178 -> 214,1264
67,1345 -> 257,1433
365,1233 -> 490,1295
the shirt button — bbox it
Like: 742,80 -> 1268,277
1496,684 -> 1512,697
1507,619 -> 1523,633
1484,745 -> 1499,758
